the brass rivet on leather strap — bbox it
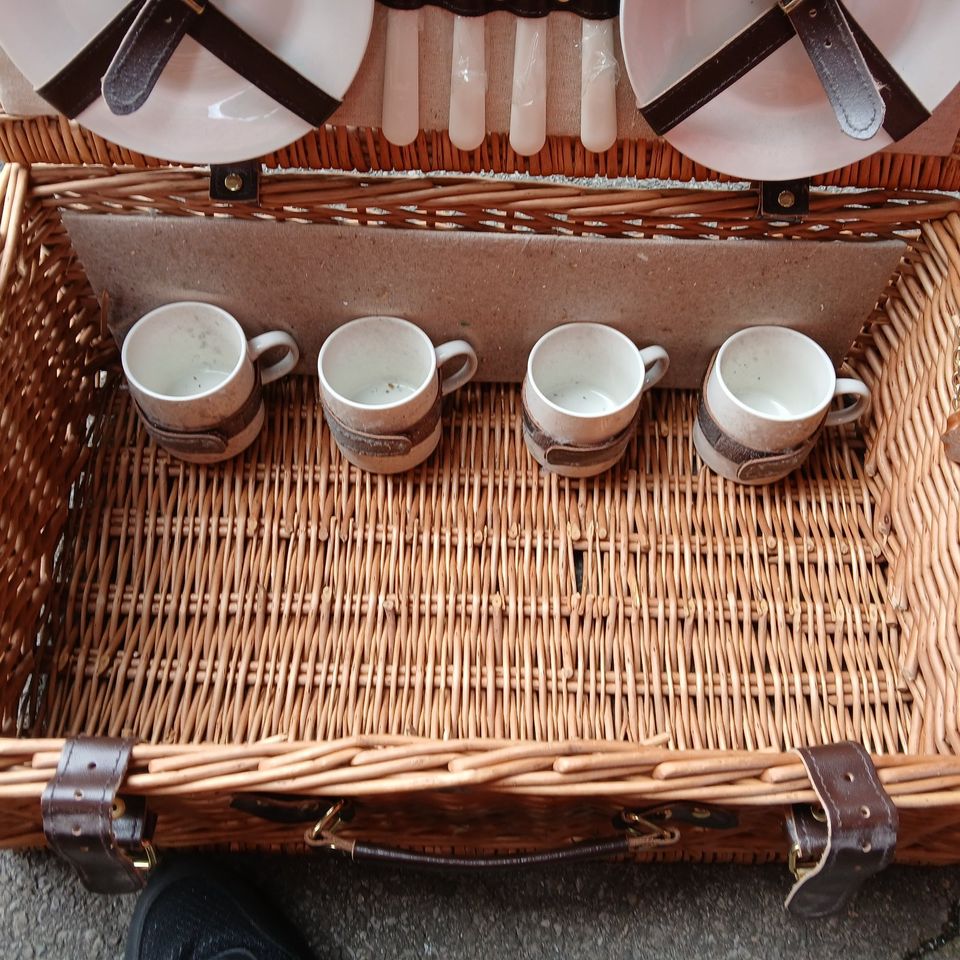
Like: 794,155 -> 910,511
691,807 -> 712,820
811,803 -> 827,823
777,189 -> 796,209
111,798 -> 126,819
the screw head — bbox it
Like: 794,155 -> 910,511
777,189 -> 796,209
223,172 -> 245,193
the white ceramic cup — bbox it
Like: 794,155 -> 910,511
121,301 -> 299,463
522,323 -> 670,478
695,325 -> 871,483
318,316 -> 478,473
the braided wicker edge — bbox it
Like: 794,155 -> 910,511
1,115 -> 958,191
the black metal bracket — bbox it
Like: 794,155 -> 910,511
210,161 -> 261,203
758,178 -> 811,220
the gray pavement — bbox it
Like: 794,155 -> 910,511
2,849 -> 960,959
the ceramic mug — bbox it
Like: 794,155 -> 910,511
522,323 -> 670,478
693,325 -> 871,484
318,316 -> 478,473
121,301 -> 299,463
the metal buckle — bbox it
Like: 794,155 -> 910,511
305,799 -> 350,849
130,840 -> 157,874
789,842 -> 817,881
180,0 -> 205,13
778,0 -> 805,13
621,810 -> 682,846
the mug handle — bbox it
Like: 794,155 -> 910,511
638,345 -> 670,391
248,331 -> 300,385
434,340 -> 479,396
825,378 -> 871,427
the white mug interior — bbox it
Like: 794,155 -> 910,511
319,316 -> 435,407
122,302 -> 245,400
528,323 -> 644,417
716,326 -> 835,421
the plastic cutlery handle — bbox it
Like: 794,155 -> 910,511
580,19 -> 618,153
509,17 -> 547,157
382,8 -> 419,147
449,15 -> 487,151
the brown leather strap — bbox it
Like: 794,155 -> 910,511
134,368 -> 262,458
189,2 -> 340,127
41,736 -> 151,894
837,5 -> 930,142
640,1 -> 929,142
641,6 -> 796,137
37,0 -> 341,127
522,404 -> 641,469
696,397 -> 820,483
785,742 -> 898,918
37,0 -> 142,117
782,0 -> 884,140
349,836 -> 636,869
102,0 -> 197,116
324,386 -> 442,460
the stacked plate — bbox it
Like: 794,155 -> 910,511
620,0 -> 960,179
0,0 -> 374,163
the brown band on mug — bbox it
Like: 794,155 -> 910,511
522,404 -> 641,469
324,384 -> 443,460
134,368 -> 263,458
696,401 -> 821,483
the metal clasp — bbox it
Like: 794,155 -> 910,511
305,799 -> 350,849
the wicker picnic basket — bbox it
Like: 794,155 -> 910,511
1,3 -> 960,916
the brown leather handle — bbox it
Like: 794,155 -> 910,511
347,836 -> 634,869
306,802 -> 680,866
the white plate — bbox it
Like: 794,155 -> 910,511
620,0 -> 960,180
0,0 -> 374,163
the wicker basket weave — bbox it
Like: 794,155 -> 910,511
1,101 -> 960,888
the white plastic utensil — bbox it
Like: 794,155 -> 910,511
580,19 -> 618,153
448,15 -> 486,151
382,7 -> 419,147
509,16 -> 547,156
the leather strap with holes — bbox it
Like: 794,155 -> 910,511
41,736 -> 149,894
785,742 -> 898,918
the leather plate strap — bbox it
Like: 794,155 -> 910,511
38,0 -> 341,127
782,0 -> 884,141
324,386 -> 443,460
41,736 -> 150,895
785,742 -> 898,918
133,368 -> 262,459
102,0 -> 196,115
640,0 -> 929,142
522,403 -> 641,469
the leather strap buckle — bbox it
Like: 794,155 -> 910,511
784,742 -> 898,918
41,736 -> 156,894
